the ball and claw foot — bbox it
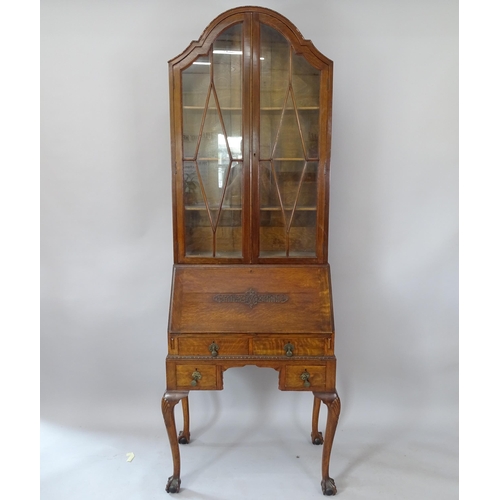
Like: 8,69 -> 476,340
178,431 -> 190,445
312,431 -> 324,445
166,476 -> 181,493
321,478 -> 337,496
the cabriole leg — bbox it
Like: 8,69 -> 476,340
311,395 -> 324,445
178,395 -> 191,444
161,391 -> 189,493
313,391 -> 341,496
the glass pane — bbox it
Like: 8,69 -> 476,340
198,92 -> 224,160
184,160 -> 213,257
297,109 -> 319,159
182,55 -> 210,159
213,24 -> 243,159
258,210 -> 317,258
221,111 -> 243,159
259,161 -> 280,209
181,23 -> 243,259
183,159 -> 243,257
259,23 -> 320,258
297,162 -> 318,208
216,161 -> 243,257
185,208 -> 212,257
216,208 -> 242,257
183,161 -> 203,208
291,51 -> 320,108
260,111 -> 278,160
260,156 -> 285,256
182,55 -> 210,108
260,25 -> 289,109
222,161 -> 243,208
197,159 -> 229,209
292,52 -> 320,158
273,160 -> 305,209
289,210 -> 317,256
260,25 -> 289,159
274,96 -> 305,159
259,209 -> 286,257
213,24 -> 242,109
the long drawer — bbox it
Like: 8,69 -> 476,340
177,337 -> 249,356
253,337 -> 327,357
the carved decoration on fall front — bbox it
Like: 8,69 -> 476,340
213,288 -> 289,309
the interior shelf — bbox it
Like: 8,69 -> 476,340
261,206 -> 316,211
182,106 -> 319,111
185,206 -> 243,211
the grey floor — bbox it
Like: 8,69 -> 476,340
41,380 -> 457,500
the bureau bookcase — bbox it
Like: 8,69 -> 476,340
161,6 -> 340,495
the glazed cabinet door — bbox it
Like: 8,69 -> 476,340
175,19 -> 249,261
256,19 -> 327,261
170,11 -> 332,264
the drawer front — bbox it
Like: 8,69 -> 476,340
177,337 -> 249,357
284,365 -> 326,390
253,338 -> 326,357
175,364 -> 217,390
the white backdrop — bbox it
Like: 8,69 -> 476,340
40,1 -> 458,498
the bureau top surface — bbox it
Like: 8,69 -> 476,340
169,265 -> 334,334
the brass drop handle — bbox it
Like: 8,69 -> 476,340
191,370 -> 202,386
284,342 -> 294,357
209,341 -> 219,357
301,370 -> 311,388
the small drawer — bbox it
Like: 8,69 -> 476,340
284,365 -> 326,390
175,364 -> 217,390
177,337 -> 249,357
253,338 -> 326,357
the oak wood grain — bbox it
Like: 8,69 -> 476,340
253,337 -> 326,356
177,337 -> 249,356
